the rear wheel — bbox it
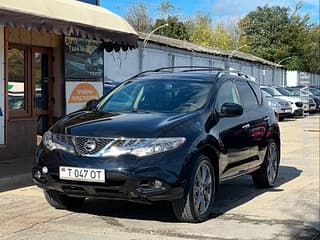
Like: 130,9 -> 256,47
44,189 -> 85,210
172,154 -> 215,222
252,139 -> 279,188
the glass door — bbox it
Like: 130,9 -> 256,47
32,48 -> 53,136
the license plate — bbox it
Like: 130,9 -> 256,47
284,109 -> 291,113
59,166 -> 105,183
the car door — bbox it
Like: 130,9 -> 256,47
235,80 -> 268,167
214,80 -> 251,179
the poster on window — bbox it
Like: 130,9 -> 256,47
0,26 -> 5,145
65,37 -> 104,81
66,81 -> 103,114
64,36 -> 104,114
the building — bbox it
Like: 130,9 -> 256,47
105,32 -> 287,86
0,0 -> 138,189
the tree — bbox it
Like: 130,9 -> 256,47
187,13 -> 214,47
153,17 -> 190,41
125,3 -> 152,32
211,24 -> 233,50
239,5 -> 290,61
157,1 -> 176,19
238,2 -> 319,73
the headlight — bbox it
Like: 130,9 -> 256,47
43,131 -> 53,149
268,102 -> 280,108
42,132 -> 185,157
42,131 -> 75,153
102,137 -> 186,157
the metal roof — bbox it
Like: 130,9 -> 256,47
139,32 -> 283,68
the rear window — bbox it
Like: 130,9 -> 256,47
248,82 -> 263,105
236,81 -> 259,111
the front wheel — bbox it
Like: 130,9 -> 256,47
172,154 -> 216,222
252,139 -> 280,188
44,189 -> 85,211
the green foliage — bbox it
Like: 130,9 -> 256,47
212,24 -> 233,50
239,2 -> 320,73
153,17 -> 190,41
187,14 -> 214,47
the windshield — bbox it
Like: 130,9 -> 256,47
97,80 -> 212,113
287,88 -> 314,96
261,90 -> 272,98
310,88 -> 320,96
261,87 -> 283,97
277,87 -> 296,96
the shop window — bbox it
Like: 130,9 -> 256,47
8,47 -> 28,115
7,45 -> 52,129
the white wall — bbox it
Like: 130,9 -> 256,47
286,71 -> 320,87
104,41 -> 287,86
0,26 -> 5,145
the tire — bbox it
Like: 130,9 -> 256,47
172,154 -> 216,223
252,139 -> 280,188
44,189 -> 85,211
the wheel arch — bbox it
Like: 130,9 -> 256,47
198,140 -> 220,191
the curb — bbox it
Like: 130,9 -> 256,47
0,173 -> 34,192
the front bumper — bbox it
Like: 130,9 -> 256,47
33,147 -> 187,203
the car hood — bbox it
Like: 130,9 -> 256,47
266,97 -> 288,104
275,96 -> 301,103
51,110 -> 196,138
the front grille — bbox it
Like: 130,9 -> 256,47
295,102 -> 303,107
74,136 -> 113,155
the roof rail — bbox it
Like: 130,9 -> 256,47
129,66 -> 224,79
129,66 -> 255,81
217,70 -> 255,81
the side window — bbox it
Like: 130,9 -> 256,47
248,82 -> 263,105
236,81 -> 259,111
215,81 -> 241,112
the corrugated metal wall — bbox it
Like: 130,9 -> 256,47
105,42 -> 295,86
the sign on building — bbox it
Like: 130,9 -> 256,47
64,36 -> 104,114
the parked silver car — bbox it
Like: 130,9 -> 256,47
262,90 -> 292,121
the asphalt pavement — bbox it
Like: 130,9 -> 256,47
0,114 -> 319,240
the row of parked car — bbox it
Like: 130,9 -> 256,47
260,86 -> 320,121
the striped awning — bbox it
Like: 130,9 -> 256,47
0,0 -> 138,51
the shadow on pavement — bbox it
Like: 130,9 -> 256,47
79,165 -> 302,222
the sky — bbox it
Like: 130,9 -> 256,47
101,0 -> 320,25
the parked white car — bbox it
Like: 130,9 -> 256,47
262,90 -> 292,120
261,86 -> 303,116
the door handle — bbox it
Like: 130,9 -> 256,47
242,124 -> 250,129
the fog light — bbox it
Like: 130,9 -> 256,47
42,166 -> 48,174
35,170 -> 42,179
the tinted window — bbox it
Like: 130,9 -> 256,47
98,80 -> 211,113
215,81 -> 241,112
248,82 -> 262,105
236,81 -> 259,111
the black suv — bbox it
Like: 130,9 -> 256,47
33,67 -> 280,222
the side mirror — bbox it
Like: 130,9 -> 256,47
220,103 -> 243,117
85,99 -> 98,111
